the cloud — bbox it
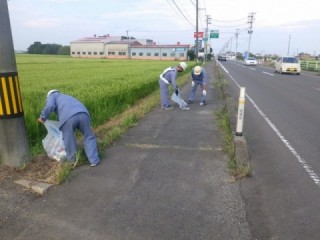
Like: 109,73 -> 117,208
24,18 -> 60,28
7,0 -> 320,54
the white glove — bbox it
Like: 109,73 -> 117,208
191,81 -> 195,87
202,90 -> 207,96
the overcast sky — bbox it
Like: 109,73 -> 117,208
7,0 -> 320,56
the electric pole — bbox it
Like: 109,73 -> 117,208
204,15 -> 211,62
235,28 -> 240,59
126,30 -> 131,59
247,12 -> 255,58
0,0 -> 30,167
195,0 -> 199,60
287,34 -> 291,56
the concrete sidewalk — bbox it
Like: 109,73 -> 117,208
1,62 -> 251,240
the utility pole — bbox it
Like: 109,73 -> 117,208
225,41 -> 229,53
204,15 -> 211,62
195,0 -> 199,60
287,34 -> 291,56
126,30 -> 131,59
235,28 -> 240,60
0,0 -> 30,167
247,12 -> 255,58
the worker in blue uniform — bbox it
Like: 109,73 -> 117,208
159,62 -> 187,110
187,65 -> 208,106
38,90 -> 100,167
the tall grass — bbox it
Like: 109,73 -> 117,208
16,54 -> 191,154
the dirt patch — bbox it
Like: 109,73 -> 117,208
0,155 -> 61,185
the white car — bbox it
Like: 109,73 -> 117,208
274,56 -> 301,75
244,57 -> 258,66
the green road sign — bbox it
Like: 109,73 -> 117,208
210,30 -> 219,38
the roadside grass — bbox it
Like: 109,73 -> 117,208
216,107 -> 234,157
2,56 -> 192,185
214,62 -> 251,180
16,55 -> 191,156
55,162 -> 73,184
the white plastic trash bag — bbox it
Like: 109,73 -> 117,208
171,92 -> 189,110
42,120 -> 66,162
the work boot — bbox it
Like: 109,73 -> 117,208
200,101 -> 207,106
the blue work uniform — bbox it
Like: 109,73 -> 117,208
40,92 -> 100,165
188,67 -> 208,103
159,67 -> 178,108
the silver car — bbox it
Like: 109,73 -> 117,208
244,57 -> 257,66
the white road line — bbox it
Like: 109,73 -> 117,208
314,88 -> 320,91
219,63 -> 229,74
226,72 -> 320,188
263,71 -> 274,76
249,68 -> 256,71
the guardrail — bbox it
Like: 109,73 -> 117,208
300,61 -> 320,72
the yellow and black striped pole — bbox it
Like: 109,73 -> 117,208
0,72 -> 24,118
0,0 -> 30,167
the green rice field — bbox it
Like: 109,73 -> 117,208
16,54 -> 192,154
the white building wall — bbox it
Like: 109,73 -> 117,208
130,47 -> 188,61
105,44 -> 129,59
71,42 -> 105,58
70,39 -> 189,60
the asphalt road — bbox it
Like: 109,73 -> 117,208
0,62 -> 252,240
219,60 -> 320,239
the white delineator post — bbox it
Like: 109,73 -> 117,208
236,87 -> 246,136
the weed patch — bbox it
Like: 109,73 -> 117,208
214,63 -> 251,180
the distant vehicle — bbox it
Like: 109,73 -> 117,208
218,55 -> 227,61
244,57 -> 258,66
274,56 -> 301,75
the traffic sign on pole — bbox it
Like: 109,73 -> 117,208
194,40 -> 202,50
194,32 -> 204,38
210,30 -> 219,38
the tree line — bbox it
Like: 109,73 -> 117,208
27,42 -> 70,55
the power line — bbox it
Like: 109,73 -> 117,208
198,8 -> 206,29
211,17 -> 247,23
210,23 -> 248,28
165,0 -> 192,26
175,0 -> 194,23
171,0 -> 195,27
131,29 -> 193,33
